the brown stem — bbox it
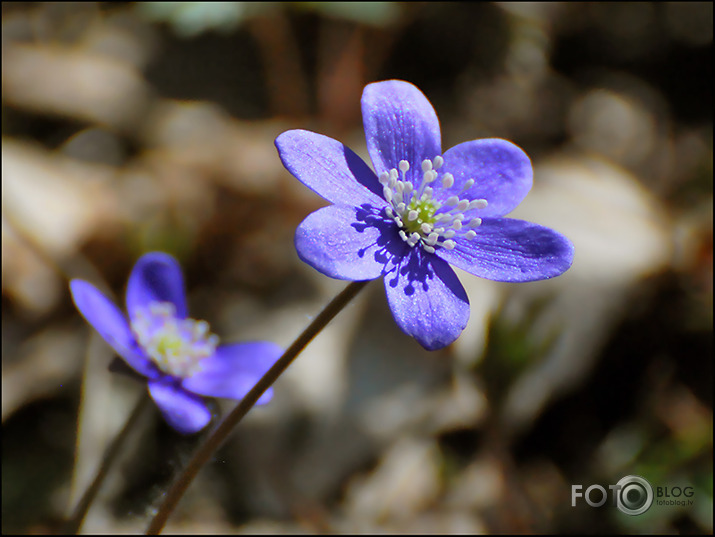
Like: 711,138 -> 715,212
145,279 -> 370,534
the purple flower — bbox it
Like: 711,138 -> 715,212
275,80 -> 574,350
69,252 -> 282,434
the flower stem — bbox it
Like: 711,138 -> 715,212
145,279 -> 370,534
62,391 -> 153,534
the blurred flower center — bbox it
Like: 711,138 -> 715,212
131,301 -> 219,378
379,156 -> 488,254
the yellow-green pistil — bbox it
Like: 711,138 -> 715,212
379,156 -> 488,253
155,333 -> 184,358
402,197 -> 438,234
131,302 -> 219,378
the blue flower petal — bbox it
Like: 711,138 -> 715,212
362,80 -> 442,183
436,218 -> 575,282
182,342 -> 283,404
148,379 -> 212,434
126,252 -> 188,321
439,139 -> 533,217
383,249 -> 470,350
295,204 -> 402,281
278,79 -> 575,351
69,279 -> 160,379
275,130 -> 386,207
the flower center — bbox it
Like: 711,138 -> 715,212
378,156 -> 487,253
131,301 -> 219,378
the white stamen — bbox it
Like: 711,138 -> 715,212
382,158 -> 488,256
150,302 -> 175,317
194,320 -> 209,338
389,169 -> 398,187
132,302 -> 218,378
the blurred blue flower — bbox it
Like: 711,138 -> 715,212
276,80 -> 574,350
70,252 -> 282,434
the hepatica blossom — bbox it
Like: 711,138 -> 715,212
69,252 -> 282,434
276,80 -> 574,350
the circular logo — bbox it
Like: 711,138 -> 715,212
616,475 -> 653,515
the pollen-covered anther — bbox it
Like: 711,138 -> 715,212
131,301 -> 219,378
381,156 -> 487,253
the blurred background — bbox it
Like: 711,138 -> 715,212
2,2 -> 712,534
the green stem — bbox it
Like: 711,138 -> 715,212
145,279 -> 370,534
62,392 -> 153,534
